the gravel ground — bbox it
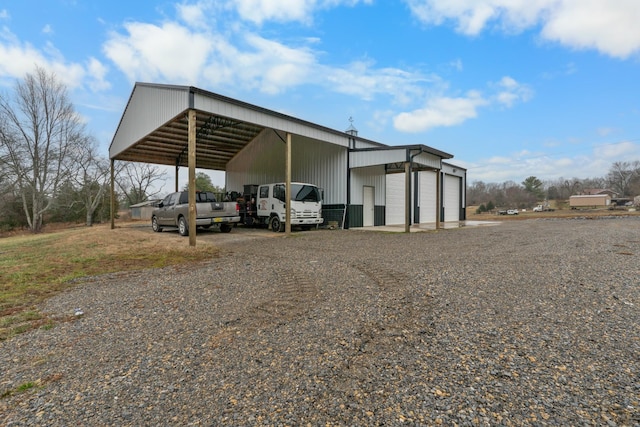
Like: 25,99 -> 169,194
1,218 -> 639,426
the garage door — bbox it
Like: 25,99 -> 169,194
443,174 -> 461,222
419,171 -> 437,223
385,173 -> 405,225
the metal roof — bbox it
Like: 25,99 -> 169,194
113,110 -> 266,170
109,83 -> 455,171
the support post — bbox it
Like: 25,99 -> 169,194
175,164 -> 179,192
436,170 -> 441,230
110,159 -> 115,230
285,133 -> 292,234
188,109 -> 197,247
405,162 -> 411,233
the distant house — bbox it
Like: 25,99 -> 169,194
582,188 -> 618,197
130,200 -> 160,220
569,194 -> 611,209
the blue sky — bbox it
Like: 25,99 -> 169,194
1,0 -> 639,188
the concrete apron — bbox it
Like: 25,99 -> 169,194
351,220 -> 502,233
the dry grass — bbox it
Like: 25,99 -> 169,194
0,221 -> 220,340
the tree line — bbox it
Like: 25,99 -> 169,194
0,67 -> 170,233
2,68 -> 639,232
468,162 -> 640,210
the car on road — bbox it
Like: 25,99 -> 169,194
507,209 -> 519,215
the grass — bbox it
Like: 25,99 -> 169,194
0,381 -> 38,399
0,222 -> 220,340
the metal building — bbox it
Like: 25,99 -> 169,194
109,83 -> 467,242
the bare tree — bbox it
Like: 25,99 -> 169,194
68,139 -> 111,226
115,162 -> 167,207
559,178 -> 582,199
607,161 -> 640,197
0,67 -> 87,232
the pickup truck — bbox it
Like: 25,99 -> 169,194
533,204 -> 555,212
151,191 -> 240,236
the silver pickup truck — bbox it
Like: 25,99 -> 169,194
151,191 -> 240,236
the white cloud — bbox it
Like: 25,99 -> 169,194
405,0 -> 640,58
462,140 -> 640,183
393,75 -> 531,132
235,0 -> 315,25
493,76 -> 533,107
0,28 -> 103,91
594,140 -> 639,159
0,9 -> 8,20
394,91 -> 488,132
323,60 -> 434,104
103,21 -> 213,83
103,9 -> 435,101
176,2 -> 209,28
232,0 -> 372,25
199,32 -> 317,94
86,57 -> 110,91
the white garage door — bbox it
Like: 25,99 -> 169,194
444,175 -> 461,222
385,173 -> 405,225
419,171 -> 437,223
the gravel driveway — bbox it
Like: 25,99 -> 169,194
1,218 -> 639,426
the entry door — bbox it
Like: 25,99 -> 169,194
363,186 -> 375,227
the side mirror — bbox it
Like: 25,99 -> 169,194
158,202 -> 164,208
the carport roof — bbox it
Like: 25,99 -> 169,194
109,83 -> 354,170
109,83 -> 454,171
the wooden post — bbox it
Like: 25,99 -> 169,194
435,170 -> 441,230
285,133 -> 292,234
175,164 -> 179,192
110,159 -> 115,230
188,109 -> 197,247
405,162 -> 411,233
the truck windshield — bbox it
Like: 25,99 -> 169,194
291,184 -> 320,202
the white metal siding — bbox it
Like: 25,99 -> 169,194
350,149 -> 407,168
413,152 -> 441,169
226,131 -> 347,205
353,140 -> 383,149
444,175 -> 461,222
110,85 -> 190,158
419,171 -> 437,223
194,93 -> 349,148
442,163 -> 466,212
350,166 -> 385,205
385,173 -> 405,225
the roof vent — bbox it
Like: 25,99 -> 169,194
345,116 -> 358,136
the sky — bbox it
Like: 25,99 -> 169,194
1,0 -> 639,189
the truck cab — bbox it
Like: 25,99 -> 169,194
256,182 -> 323,232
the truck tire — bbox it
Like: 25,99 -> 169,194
178,216 -> 189,236
270,216 -> 284,232
151,216 -> 162,232
220,224 -> 232,233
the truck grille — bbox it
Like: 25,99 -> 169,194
294,210 -> 318,218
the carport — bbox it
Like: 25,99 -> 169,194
109,83 -> 350,246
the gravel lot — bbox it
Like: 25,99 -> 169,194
1,218 -> 639,426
